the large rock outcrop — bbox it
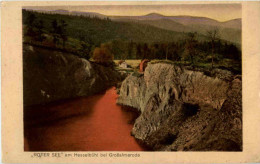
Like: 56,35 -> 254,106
23,45 -> 121,106
117,63 -> 242,151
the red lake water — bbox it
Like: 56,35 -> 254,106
24,87 -> 146,151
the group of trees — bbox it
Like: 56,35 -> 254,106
183,32 -> 198,65
103,40 -> 184,61
90,32 -> 241,67
24,12 -> 46,42
24,12 -> 68,48
51,19 -> 68,48
97,32 -> 241,68
184,29 -> 221,68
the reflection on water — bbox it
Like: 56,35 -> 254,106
24,87 -> 146,151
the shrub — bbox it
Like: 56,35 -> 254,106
93,43 -> 114,65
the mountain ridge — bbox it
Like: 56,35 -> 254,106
24,9 -> 240,24
23,9 -> 241,44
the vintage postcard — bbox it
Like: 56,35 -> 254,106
1,1 -> 260,163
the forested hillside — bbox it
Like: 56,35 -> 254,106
111,13 -> 241,44
23,10 -> 191,45
22,9 -> 241,73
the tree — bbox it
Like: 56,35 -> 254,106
60,20 -> 68,48
162,43 -> 169,60
136,43 -> 142,59
51,19 -> 68,48
184,32 -> 198,66
93,43 -> 114,65
51,19 -> 59,46
35,20 -> 46,42
168,42 -> 179,61
25,12 -> 36,37
149,44 -> 157,59
79,42 -> 91,60
127,41 -> 134,59
142,43 -> 149,60
110,40 -> 127,60
207,28 -> 219,69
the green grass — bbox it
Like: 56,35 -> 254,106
114,59 -> 141,68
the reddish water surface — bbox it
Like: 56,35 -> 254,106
24,87 -> 146,151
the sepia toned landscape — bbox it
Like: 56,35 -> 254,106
23,4 -> 242,151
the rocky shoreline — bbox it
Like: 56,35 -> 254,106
23,45 -> 122,106
117,62 -> 242,151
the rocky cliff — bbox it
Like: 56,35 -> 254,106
23,45 -> 122,106
117,63 -> 242,151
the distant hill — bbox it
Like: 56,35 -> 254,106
23,10 -> 204,46
110,13 -> 241,29
221,19 -> 241,29
110,13 -> 241,44
112,18 -> 189,31
23,9 -> 241,44
110,14 -> 219,25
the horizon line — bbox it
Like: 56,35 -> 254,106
23,8 -> 241,22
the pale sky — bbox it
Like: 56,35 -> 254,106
24,4 -> 241,22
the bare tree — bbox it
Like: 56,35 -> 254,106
207,28 -> 219,69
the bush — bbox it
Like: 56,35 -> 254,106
93,43 -> 114,65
